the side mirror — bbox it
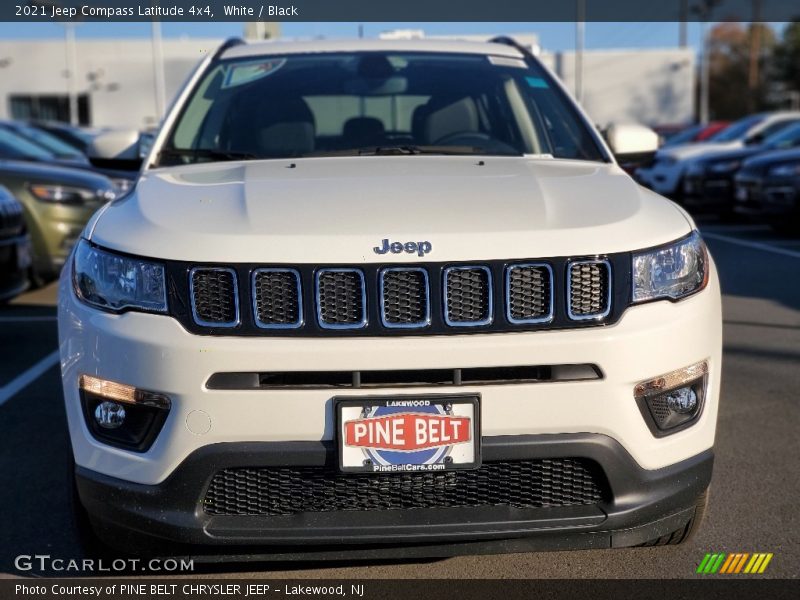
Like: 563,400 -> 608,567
87,130 -> 144,172
604,122 -> 659,174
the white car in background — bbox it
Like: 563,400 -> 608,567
636,111 -> 800,198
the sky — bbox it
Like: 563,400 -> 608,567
0,22 -> 713,53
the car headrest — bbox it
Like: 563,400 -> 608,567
343,117 -> 385,148
423,97 -> 480,144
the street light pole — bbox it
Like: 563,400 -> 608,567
575,0 -> 585,104
64,22 -> 79,125
151,15 -> 167,121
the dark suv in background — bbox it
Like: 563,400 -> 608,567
0,185 -> 30,301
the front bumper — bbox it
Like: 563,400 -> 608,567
733,175 -> 800,219
682,174 -> 734,209
75,434 -> 713,556
635,164 -> 684,197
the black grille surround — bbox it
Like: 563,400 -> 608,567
166,255 -> 632,337
203,458 -> 609,517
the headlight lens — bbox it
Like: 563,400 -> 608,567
632,231 -> 708,303
768,162 -> 800,177
73,239 -> 167,313
29,183 -> 115,205
708,159 -> 741,173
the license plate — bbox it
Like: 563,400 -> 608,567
336,395 -> 480,473
16,240 -> 31,270
735,186 -> 749,202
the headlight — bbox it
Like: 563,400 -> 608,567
768,162 -> 800,177
632,231 -> 708,303
73,239 -> 167,313
708,160 -> 741,174
29,183 -> 115,205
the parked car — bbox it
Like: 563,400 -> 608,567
28,121 -> 104,154
734,148 -> 800,233
0,120 -> 88,163
0,185 -> 30,301
636,112 -> 800,199
60,37 -> 720,558
0,123 -> 136,194
682,122 -> 800,216
659,121 -> 730,148
0,160 -> 116,284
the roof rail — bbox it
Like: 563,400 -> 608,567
488,36 -> 534,60
213,37 -> 246,61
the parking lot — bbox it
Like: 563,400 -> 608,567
1,219 -> 798,579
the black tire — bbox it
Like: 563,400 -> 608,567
638,488 -> 709,547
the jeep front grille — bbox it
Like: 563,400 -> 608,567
315,269 -> 366,329
567,260 -> 611,320
189,268 -> 239,327
181,257 -> 619,335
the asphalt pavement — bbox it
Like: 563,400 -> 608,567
0,220 -> 798,579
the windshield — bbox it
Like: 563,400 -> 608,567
760,121 -> 800,150
10,123 -> 84,158
160,51 -> 606,165
0,127 -> 55,160
709,115 -> 763,142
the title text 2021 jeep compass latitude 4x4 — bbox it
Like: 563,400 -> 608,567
59,38 -> 721,559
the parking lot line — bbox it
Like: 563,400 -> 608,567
702,232 -> 800,260
0,350 -> 60,407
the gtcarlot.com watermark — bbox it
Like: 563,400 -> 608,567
14,554 -> 194,574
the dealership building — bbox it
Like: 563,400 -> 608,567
0,30 -> 694,131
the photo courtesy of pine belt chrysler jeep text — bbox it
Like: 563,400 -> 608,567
58,37 -> 722,559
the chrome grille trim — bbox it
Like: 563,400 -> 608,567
379,267 -> 431,329
505,263 -> 554,324
566,259 -> 612,321
189,267 -> 240,328
251,268 -> 303,329
443,265 -> 494,327
315,268 -> 367,330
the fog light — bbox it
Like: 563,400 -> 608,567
79,375 -> 171,452
634,361 -> 708,436
94,401 -> 126,429
665,387 -> 698,413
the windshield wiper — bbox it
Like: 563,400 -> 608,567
159,148 -> 258,164
357,145 -> 485,156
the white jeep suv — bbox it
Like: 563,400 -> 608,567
59,37 -> 721,559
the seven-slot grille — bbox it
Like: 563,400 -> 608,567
567,260 -> 611,320
186,259 -> 614,332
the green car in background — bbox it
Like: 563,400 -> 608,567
0,160 -> 116,284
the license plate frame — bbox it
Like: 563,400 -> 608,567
335,394 -> 481,474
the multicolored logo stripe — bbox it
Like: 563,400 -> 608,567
697,552 -> 773,574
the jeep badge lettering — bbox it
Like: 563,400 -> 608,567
374,239 -> 432,257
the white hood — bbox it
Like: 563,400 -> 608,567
657,140 -> 741,162
90,156 -> 692,263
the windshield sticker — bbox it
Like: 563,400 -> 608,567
525,77 -> 550,89
222,58 -> 287,89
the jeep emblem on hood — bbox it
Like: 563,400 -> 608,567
374,239 -> 432,257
